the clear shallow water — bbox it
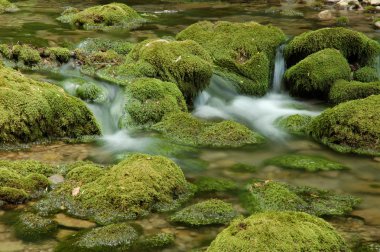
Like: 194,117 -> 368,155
0,0 -> 379,251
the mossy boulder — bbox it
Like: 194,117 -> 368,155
0,66 -> 100,143
153,112 -> 265,148
265,154 -> 347,172
102,39 -> 213,104
36,154 -> 193,224
14,213 -> 58,241
194,177 -> 237,193
329,79 -> 380,104
11,44 -> 41,66
177,21 -> 286,96
353,67 -> 379,82
206,211 -> 350,252
43,47 -> 71,63
136,233 -> 175,250
0,0 -> 18,14
284,48 -> 351,99
0,160 -> 54,204
55,223 -> 139,252
242,180 -> 360,216
57,3 -> 145,31
309,95 -> 380,156
121,78 -> 187,128
284,27 -> 380,67
170,199 -> 238,226
276,114 -> 313,136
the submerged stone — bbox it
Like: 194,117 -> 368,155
229,163 -> 258,173
194,177 -> 238,193
153,112 -> 265,148
284,27 -> 380,67
276,114 -> 313,136
177,21 -> 286,96
14,213 -> 58,241
0,66 -> 100,143
284,48 -> 351,99
206,211 -> 350,252
309,95 -> 380,156
242,180 -> 360,216
136,233 -> 175,250
265,154 -> 347,172
329,79 -> 380,104
170,199 -> 238,226
121,78 -> 187,128
57,3 -> 145,31
36,154 -> 193,224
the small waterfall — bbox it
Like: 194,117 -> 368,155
272,44 -> 286,93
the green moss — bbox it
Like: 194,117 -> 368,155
206,211 -> 350,252
44,47 -> 71,63
230,163 -> 257,173
14,213 -> 58,241
0,43 -> 12,58
0,187 -> 28,204
37,154 -> 193,224
242,180 -> 360,216
76,82 -> 106,103
57,3 -> 145,31
13,44 -> 41,66
136,233 -> 175,250
284,48 -> 351,99
265,154 -> 347,172
284,27 -> 380,67
170,199 -> 238,226
153,112 -> 265,148
329,79 -> 380,104
0,0 -> 17,14
78,38 -> 134,55
353,67 -> 379,82
194,177 -> 237,193
309,95 -> 380,156
121,78 -> 187,128
336,16 -> 349,26
0,159 -> 55,176
0,66 -> 100,143
177,21 -> 286,96
56,223 -> 139,252
276,114 -> 313,136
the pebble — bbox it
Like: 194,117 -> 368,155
48,174 -> 64,184
54,213 -> 96,229
318,10 -> 333,21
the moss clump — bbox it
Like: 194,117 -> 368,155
230,163 -> 257,173
284,27 -> 380,67
56,223 -> 139,252
194,177 -> 237,193
242,180 -> 360,216
177,21 -> 286,96
14,213 -> 58,241
336,16 -> 349,26
309,95 -> 380,156
0,187 -> 28,204
0,66 -> 100,143
43,47 -> 71,63
107,39 -> 213,104
0,0 -> 18,14
170,199 -> 238,226
265,154 -> 347,172
153,112 -> 265,148
121,78 -> 187,128
37,154 -> 193,224
76,82 -> 106,103
57,3 -> 145,31
353,67 -> 379,82
136,233 -> 175,250
329,79 -> 380,104
12,44 -> 41,66
75,49 -> 124,76
276,114 -> 313,136
207,211 -> 350,252
284,49 -> 351,99
78,38 -> 134,55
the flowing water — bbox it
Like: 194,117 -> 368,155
0,0 -> 380,251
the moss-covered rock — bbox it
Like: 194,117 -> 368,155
177,21 -> 286,96
284,48 -> 351,99
284,27 -> 380,67
14,213 -> 58,241
0,0 -> 18,14
0,187 -> 28,204
57,3 -> 145,31
265,154 -> 347,172
0,66 -> 100,143
206,211 -> 350,252
194,177 -> 237,193
76,82 -> 106,103
276,114 -> 313,136
229,163 -> 257,173
43,47 -> 71,63
329,79 -> 380,104
136,233 -> 175,250
170,199 -> 238,226
55,223 -> 139,252
101,39 -> 213,104
36,154 -> 193,224
78,38 -> 134,55
153,112 -> 265,148
12,44 -> 41,66
121,78 -> 187,128
242,180 -> 360,216
353,67 -> 379,82
309,95 -> 380,156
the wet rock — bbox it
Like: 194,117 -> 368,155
374,21 -> 380,29
352,208 -> 380,225
48,174 -> 64,185
318,10 -> 333,20
56,229 -> 76,241
14,213 -> 58,241
54,213 -> 96,229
